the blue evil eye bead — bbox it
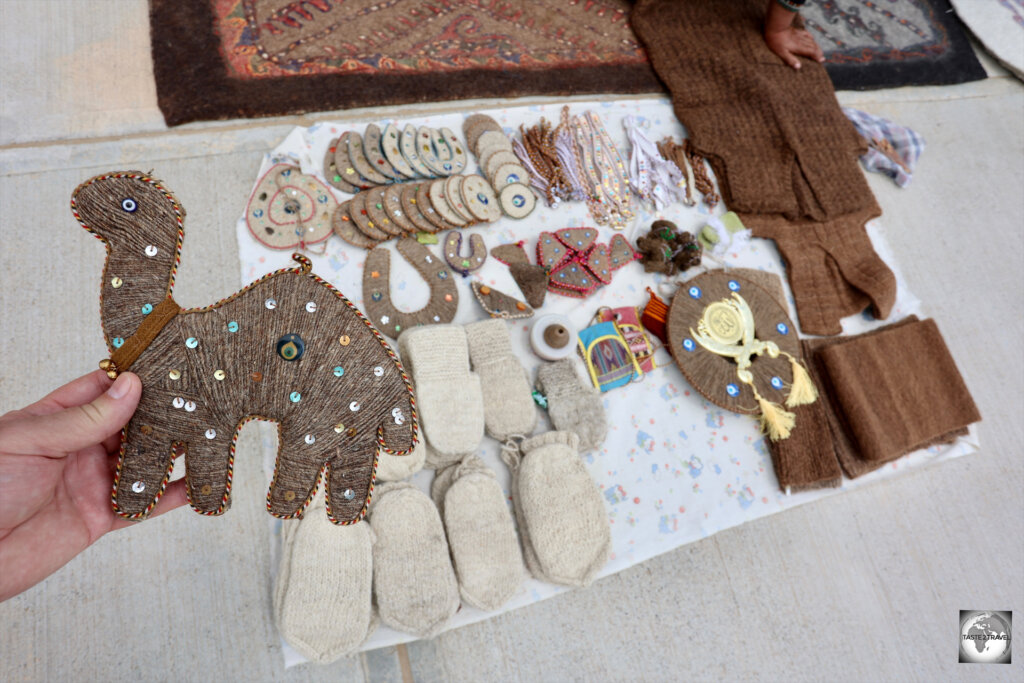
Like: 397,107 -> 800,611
682,338 -> 696,352
688,286 -> 702,299
112,337 -> 125,348
227,321 -> 239,333
728,280 -> 741,292
512,194 -> 526,208
289,391 -> 301,403
185,337 -> 198,348
505,173 -> 520,184
771,376 -> 784,390
438,271 -> 448,279
282,168 -> 292,177
477,192 -> 489,204
317,194 -> 328,204
276,334 -> 304,361
333,366 -> 345,377
726,383 -> 740,397
121,198 -> 137,213
371,291 -> 382,301
443,162 -> 452,171
253,209 -> 264,218
141,303 -> 153,315
776,322 -> 789,335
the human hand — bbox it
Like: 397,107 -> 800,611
0,370 -> 187,601
764,0 -> 825,70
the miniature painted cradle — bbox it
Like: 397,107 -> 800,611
71,171 -> 418,524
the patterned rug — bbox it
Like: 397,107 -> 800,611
151,0 -> 986,126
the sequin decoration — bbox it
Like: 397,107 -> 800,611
349,401 -> 360,412
333,366 -> 345,377
184,401 -> 196,412
169,369 -> 181,380
373,366 -> 384,377
172,397 -> 185,409
205,429 -> 217,439
771,376 -> 784,390
776,322 -> 789,335
185,337 -> 198,349
144,245 -> 158,257
141,303 -> 153,315
132,481 -> 146,493
289,391 -> 301,403
728,280 -> 741,291
304,434 -> 315,444
112,337 -> 124,348
305,301 -> 317,313
214,370 -> 226,381
111,276 -> 123,288
343,488 -> 355,500
688,286 -> 702,299
683,338 -> 696,352
265,298 -> 277,310
227,321 -> 239,333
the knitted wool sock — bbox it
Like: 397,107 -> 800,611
398,326 -> 484,467
441,455 -> 525,611
465,319 -> 537,441
502,431 -> 611,587
430,462 -> 459,517
273,494 -> 376,662
369,482 -> 459,637
535,359 -> 608,452
376,438 -> 426,482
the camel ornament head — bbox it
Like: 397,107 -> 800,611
71,172 -> 186,248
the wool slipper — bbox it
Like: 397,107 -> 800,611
375,438 -> 427,482
465,319 -> 537,441
535,359 -> 608,453
369,482 -> 459,637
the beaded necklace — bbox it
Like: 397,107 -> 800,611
578,112 -> 633,229
571,116 -> 613,226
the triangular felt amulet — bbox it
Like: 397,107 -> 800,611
585,243 -> 614,284
470,282 -> 534,319
73,171 -> 418,525
509,262 -> 548,308
536,231 -> 573,270
555,227 -> 598,253
548,258 -> 602,297
491,242 -> 531,266
608,233 -> 639,270
246,164 -> 336,250
362,238 -> 459,338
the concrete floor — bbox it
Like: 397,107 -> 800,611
1,2 -> 1022,681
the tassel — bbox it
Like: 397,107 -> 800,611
784,354 -> 818,407
756,394 -> 796,441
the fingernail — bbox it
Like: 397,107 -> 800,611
107,373 -> 131,399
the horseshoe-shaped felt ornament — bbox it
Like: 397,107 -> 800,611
323,138 -> 359,194
363,124 -> 403,182
246,164 -> 337,250
347,131 -> 390,186
440,127 -> 468,175
382,124 -> 418,180
362,239 -> 459,339
401,124 -> 434,178
443,231 -> 487,276
417,127 -> 450,177
335,132 -> 376,190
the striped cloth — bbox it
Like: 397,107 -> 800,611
843,107 -> 926,188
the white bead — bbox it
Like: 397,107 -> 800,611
131,481 -> 146,493
305,301 -> 317,313
205,428 -> 216,439
144,245 -> 158,257
184,401 -> 196,412
349,401 -> 360,412
373,366 -> 384,377
172,397 -> 184,409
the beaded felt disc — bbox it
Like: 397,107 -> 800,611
666,271 -> 802,415
246,164 -> 336,250
499,182 -> 536,219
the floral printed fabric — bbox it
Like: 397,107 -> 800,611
236,98 -> 977,662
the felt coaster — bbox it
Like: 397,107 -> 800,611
363,124 -> 403,182
444,175 -> 475,223
246,164 -> 335,250
369,482 -> 459,638
509,262 -> 549,308
490,162 -> 530,193
491,242 -> 530,266
376,438 -> 426,482
471,282 -> 534,320
443,231 -> 487,276
484,150 -> 522,182
666,271 -> 803,417
381,184 -> 417,234
335,132 -> 376,190
274,494 -> 377,662
429,178 -> 469,227
416,182 -> 460,232
362,238 -> 459,338
461,175 -> 502,222
401,123 -> 435,178
441,455 -> 525,611
333,201 -> 383,250
382,124 -> 418,180
464,114 -> 503,152
503,431 -> 611,587
499,183 -> 536,218
535,359 -> 608,452
348,191 -> 392,242
440,127 -> 468,175
364,186 -> 404,237
73,171 -> 417,525
347,131 -> 390,186
400,184 -> 439,234
466,319 -> 537,440
417,126 -> 450,177
479,146 -> 514,178
323,138 -> 359,194
397,325 -> 485,462
476,130 -> 514,158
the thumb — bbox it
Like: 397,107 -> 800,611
2,373 -> 142,456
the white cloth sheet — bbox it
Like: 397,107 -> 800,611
232,98 -> 979,663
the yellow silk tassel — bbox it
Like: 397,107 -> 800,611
785,356 -> 818,408
757,394 -> 796,441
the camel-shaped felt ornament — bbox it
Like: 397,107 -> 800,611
71,171 -> 418,525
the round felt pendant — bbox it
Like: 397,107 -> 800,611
322,137 -> 359,194
462,174 -> 501,222
498,182 -> 537,219
333,200 -> 384,249
444,175 -> 475,224
489,162 -> 529,193
246,164 -> 336,249
428,178 -> 468,227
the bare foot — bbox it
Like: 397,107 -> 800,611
765,25 -> 826,69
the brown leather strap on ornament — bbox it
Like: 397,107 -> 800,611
100,297 -> 181,378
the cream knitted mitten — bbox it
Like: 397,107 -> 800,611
376,438 -> 427,482
465,319 -> 537,440
503,431 -> 611,587
441,455 -> 524,611
535,359 -> 608,452
398,326 -> 484,468
430,462 -> 459,517
369,482 -> 459,637
273,493 -> 376,662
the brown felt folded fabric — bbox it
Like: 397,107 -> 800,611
804,317 -> 979,477
767,396 -> 843,492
